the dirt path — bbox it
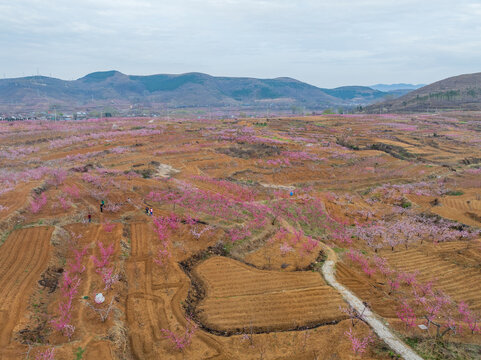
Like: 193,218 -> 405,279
275,216 -> 423,359
320,244 -> 423,360
127,222 -> 229,359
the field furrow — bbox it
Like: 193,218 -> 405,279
0,227 -> 53,346
383,249 -> 481,310
195,256 -> 346,332
131,222 -> 153,258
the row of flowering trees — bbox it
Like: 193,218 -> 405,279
348,213 -> 474,252
48,127 -> 162,149
345,248 -> 480,339
29,171 -> 81,214
51,241 -> 87,340
0,167 -> 67,203
150,214 -> 200,352
146,178 -> 272,244
51,226 -> 119,342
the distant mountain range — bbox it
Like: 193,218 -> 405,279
366,72 -> 481,113
0,70 -> 412,113
370,83 -> 425,92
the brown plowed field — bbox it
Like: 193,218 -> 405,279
382,248 -> 481,311
127,293 -> 170,359
126,224 -> 223,359
0,181 -> 40,221
0,227 -> 53,347
408,190 -> 481,227
431,239 -> 481,268
131,222 -> 156,258
195,256 -> 346,332
432,195 -> 481,227
3,114 -> 481,359
335,262 -> 399,319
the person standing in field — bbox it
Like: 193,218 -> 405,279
150,208 -> 153,216
145,206 -> 149,214
88,214 -> 91,223
100,200 -> 105,213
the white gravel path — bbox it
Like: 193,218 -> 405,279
277,217 -> 423,359
322,259 -> 424,360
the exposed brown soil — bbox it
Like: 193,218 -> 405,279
1,113 -> 481,359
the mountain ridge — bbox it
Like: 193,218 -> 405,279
366,72 -> 481,113
0,70 -> 410,113
370,83 -> 425,92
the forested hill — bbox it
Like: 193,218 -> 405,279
365,72 -> 481,113
0,70 -> 408,112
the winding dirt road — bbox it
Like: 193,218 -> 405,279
276,210 -> 423,359
320,244 -> 424,360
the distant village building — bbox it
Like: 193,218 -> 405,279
75,112 -> 87,119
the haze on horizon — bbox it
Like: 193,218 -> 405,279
1,0 -> 481,88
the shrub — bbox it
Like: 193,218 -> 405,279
161,317 -> 198,351
446,190 -> 464,196
31,193 -> 48,213
280,242 -> 293,256
51,271 -> 80,340
69,247 -> 88,274
35,348 -> 55,360
345,327 -> 374,355
301,237 -> 318,254
104,203 -> 121,213
91,241 -> 114,272
102,222 -> 116,233
63,185 -> 80,199
48,168 -> 68,188
83,296 -> 115,322
57,196 -> 72,211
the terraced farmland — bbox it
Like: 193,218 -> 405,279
0,227 -> 53,350
383,248 -> 481,311
0,113 -> 480,359
195,256 -> 346,332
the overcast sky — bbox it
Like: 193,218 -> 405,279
1,0 -> 480,88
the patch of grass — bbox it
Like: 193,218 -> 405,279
74,346 -> 86,360
265,135 -> 289,143
401,200 -> 412,208
404,336 -> 481,360
446,190 -> 464,196
134,168 -> 155,179
360,187 -> 372,196
223,241 -> 233,255
373,342 -> 402,359
405,337 -> 420,348
13,223 -> 23,230
0,230 -> 11,246
333,247 -> 346,254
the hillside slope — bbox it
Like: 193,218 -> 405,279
0,71 -> 406,112
366,72 -> 481,112
370,83 -> 425,91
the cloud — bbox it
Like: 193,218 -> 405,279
0,0 -> 480,87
